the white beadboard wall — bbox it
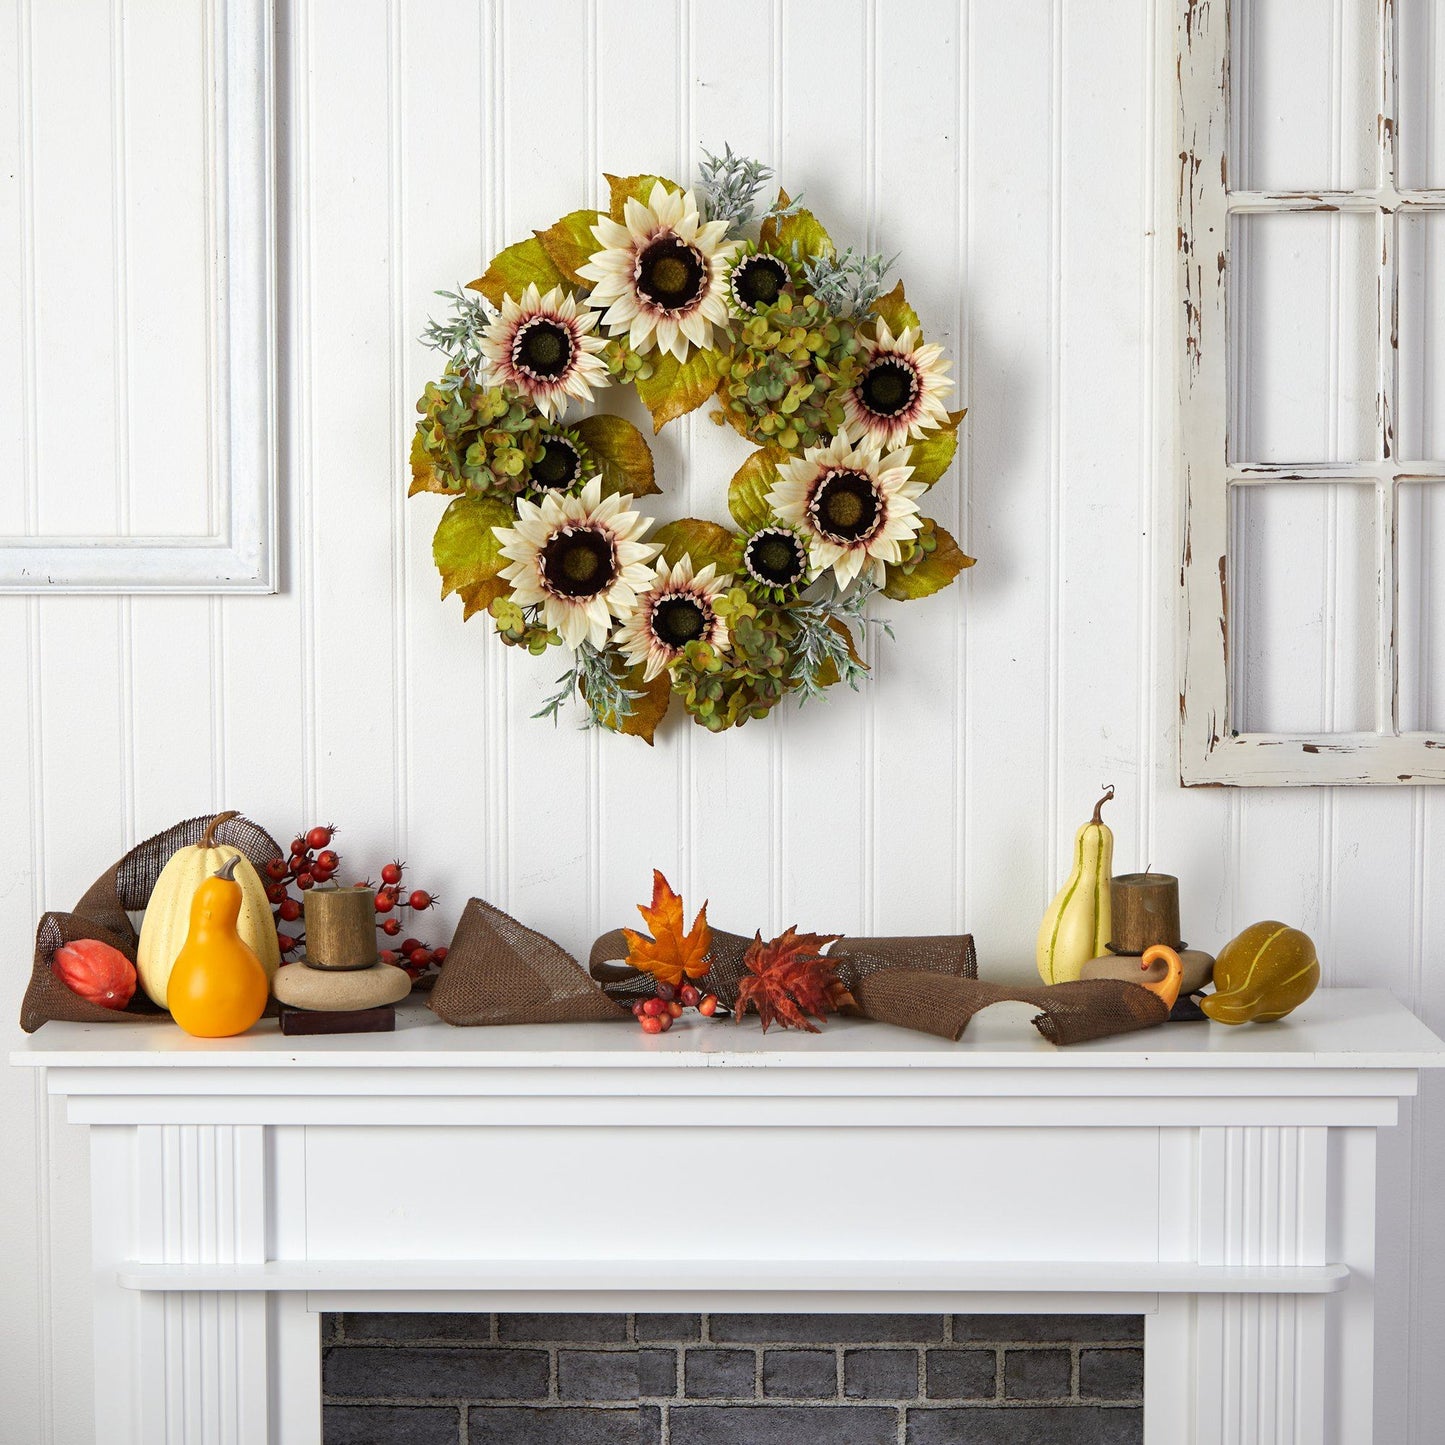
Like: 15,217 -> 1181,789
1,2 -> 1443,1442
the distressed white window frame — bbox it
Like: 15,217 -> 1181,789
1177,0 -> 1445,785
0,0 -> 276,594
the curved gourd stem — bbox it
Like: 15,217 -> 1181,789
1091,785 -> 1115,826
214,855 -> 242,882
199,811 -> 240,849
1139,944 -> 1183,1011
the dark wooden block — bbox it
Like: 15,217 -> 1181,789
278,1004 -> 396,1035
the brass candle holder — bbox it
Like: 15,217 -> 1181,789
302,886 -> 380,971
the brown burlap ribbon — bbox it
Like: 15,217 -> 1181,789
20,814 -> 283,1033
429,899 -> 1170,1044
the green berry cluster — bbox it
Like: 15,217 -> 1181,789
719,293 -> 862,451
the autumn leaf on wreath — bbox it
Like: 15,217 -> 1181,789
733,927 -> 855,1033
621,870 -> 712,987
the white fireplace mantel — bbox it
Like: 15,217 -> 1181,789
14,986 -> 1445,1445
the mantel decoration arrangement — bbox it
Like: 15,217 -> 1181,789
22,808 -> 1320,1046
410,146 -> 973,740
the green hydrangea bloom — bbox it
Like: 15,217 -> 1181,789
718,292 -> 862,452
600,335 -> 657,386
410,368 -> 549,498
672,589 -> 792,731
490,596 -> 561,656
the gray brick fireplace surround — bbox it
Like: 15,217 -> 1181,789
321,1313 -> 1144,1444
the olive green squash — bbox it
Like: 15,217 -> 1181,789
1198,921 -> 1319,1025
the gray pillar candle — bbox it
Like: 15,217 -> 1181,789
1110,872 -> 1182,953
302,886 -> 380,970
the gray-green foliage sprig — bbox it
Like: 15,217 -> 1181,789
803,248 -> 898,317
534,642 -> 643,728
420,286 -> 493,384
697,144 -> 776,228
788,582 -> 895,706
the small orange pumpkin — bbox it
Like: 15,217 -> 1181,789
166,858 -> 270,1038
52,939 -> 137,1010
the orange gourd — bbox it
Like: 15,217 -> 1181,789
166,857 -> 270,1038
1138,944 -> 1185,1012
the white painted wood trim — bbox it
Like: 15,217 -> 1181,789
115,1258 -> 1352,1295
16,990 -> 1442,1070
1175,0 -> 1445,784
0,0 -> 277,594
42,993 -> 1440,1445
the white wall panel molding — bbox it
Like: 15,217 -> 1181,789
0,0 -> 277,592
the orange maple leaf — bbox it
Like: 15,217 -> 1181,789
733,927 -> 849,1033
621,870 -> 712,988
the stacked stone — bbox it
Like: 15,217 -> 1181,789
319,1312 -> 1146,1444
273,886 -> 412,1013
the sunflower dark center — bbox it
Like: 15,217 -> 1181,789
859,355 -> 920,418
652,595 -> 708,649
811,469 -> 881,545
540,526 -> 616,598
731,253 -> 788,311
636,234 -> 707,312
530,438 -> 583,491
513,318 -> 574,380
744,528 -> 808,587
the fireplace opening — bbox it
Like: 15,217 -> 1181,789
321,1312 -> 1144,1444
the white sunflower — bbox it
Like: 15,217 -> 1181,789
767,428 -> 927,590
493,477 -> 660,652
843,317 -> 954,451
479,282 -> 610,421
614,554 -> 732,682
577,181 -> 739,362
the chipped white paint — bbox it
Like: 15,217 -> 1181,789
1177,0 -> 1445,784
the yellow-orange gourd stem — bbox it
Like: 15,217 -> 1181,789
1139,944 -> 1184,1012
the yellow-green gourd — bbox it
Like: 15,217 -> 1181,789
137,812 -> 280,1009
1199,921 -> 1319,1024
1036,786 -> 1115,985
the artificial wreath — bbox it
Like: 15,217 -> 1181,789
411,146 -> 973,740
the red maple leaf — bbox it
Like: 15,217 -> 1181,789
733,927 -> 853,1033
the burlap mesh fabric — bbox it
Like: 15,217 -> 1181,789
20,813 -> 283,1033
856,971 -> 1170,1043
433,901 -> 1166,1043
429,899 -> 629,1026
587,929 -> 978,1010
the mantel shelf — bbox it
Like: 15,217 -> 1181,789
116,1258 -> 1351,1297
15,989 -> 1445,1075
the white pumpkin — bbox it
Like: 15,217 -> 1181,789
136,813 -> 282,1008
